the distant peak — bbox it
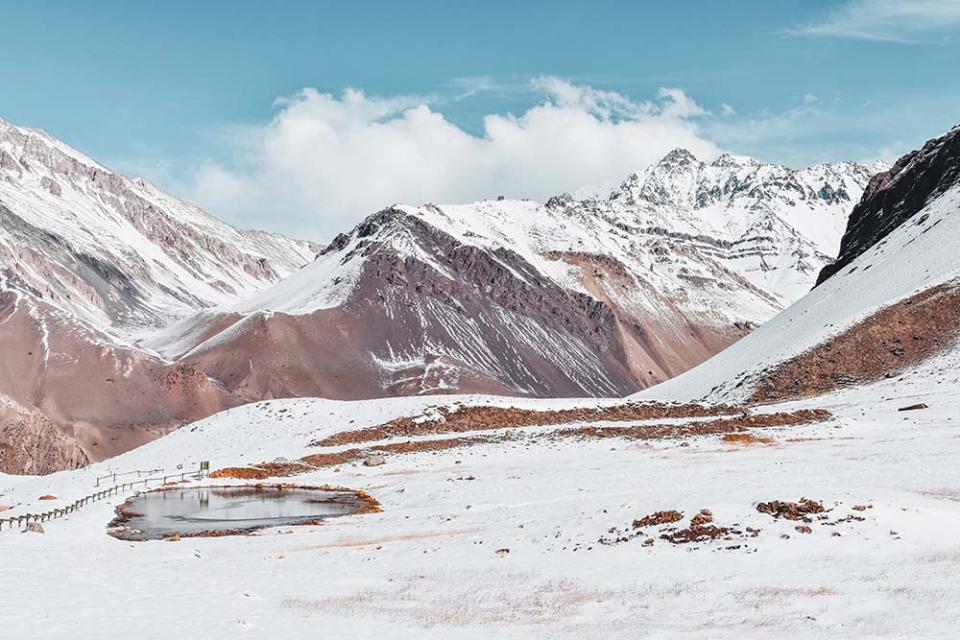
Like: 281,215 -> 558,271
658,148 -> 699,167
710,153 -> 759,169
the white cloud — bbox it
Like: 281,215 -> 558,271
788,0 -> 960,44
184,78 -> 719,239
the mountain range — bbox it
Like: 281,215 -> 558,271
0,117 -> 882,472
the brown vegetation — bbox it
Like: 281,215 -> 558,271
751,281 -> 960,402
721,433 -> 775,446
312,402 -> 740,447
211,409 -> 830,481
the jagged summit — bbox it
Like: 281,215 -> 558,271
657,147 -> 700,167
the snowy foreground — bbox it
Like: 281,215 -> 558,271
3,354 -> 960,639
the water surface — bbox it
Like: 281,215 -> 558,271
110,485 -> 366,540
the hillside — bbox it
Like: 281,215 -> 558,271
154,151 -> 881,401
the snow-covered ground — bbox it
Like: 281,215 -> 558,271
3,349 -> 959,638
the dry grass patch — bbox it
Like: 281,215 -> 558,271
722,433 -> 776,446
313,401 -> 741,447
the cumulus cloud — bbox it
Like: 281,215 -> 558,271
184,78 -> 719,239
787,0 -> 960,44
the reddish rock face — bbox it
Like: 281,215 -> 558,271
0,293 -> 236,474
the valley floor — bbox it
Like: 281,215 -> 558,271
2,355 -> 960,639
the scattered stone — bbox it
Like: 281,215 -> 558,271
38,495 -> 57,501
24,522 -> 44,534
495,548 -> 510,556
363,455 -> 386,467
795,525 -> 813,534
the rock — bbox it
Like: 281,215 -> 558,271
38,495 -> 57,501
690,509 -> 713,526
898,403 -> 928,411
633,510 -> 683,528
363,454 -> 386,467
166,535 -> 182,542
795,525 -> 813,534
24,523 -> 44,534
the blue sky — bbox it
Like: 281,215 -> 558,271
2,0 -> 960,238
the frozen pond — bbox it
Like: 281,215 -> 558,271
109,485 -> 370,540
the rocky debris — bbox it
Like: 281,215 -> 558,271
24,522 -> 44,534
597,499 -> 870,549
756,498 -> 826,522
660,523 -> 730,545
362,454 -> 386,467
602,507 -> 752,548
898,403 -> 929,411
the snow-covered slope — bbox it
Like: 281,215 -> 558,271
641,126 -> 960,403
154,151 -> 880,401
3,354 -> 960,637
0,116 -> 317,333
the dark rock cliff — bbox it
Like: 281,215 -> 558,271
817,124 -> 960,285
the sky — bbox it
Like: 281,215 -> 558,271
1,0 -> 959,239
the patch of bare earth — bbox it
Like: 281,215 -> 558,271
751,281 -> 960,402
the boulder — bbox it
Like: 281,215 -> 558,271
363,454 -> 386,467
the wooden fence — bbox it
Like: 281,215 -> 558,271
0,466 -> 207,532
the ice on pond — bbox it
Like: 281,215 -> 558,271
109,485 -> 368,540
